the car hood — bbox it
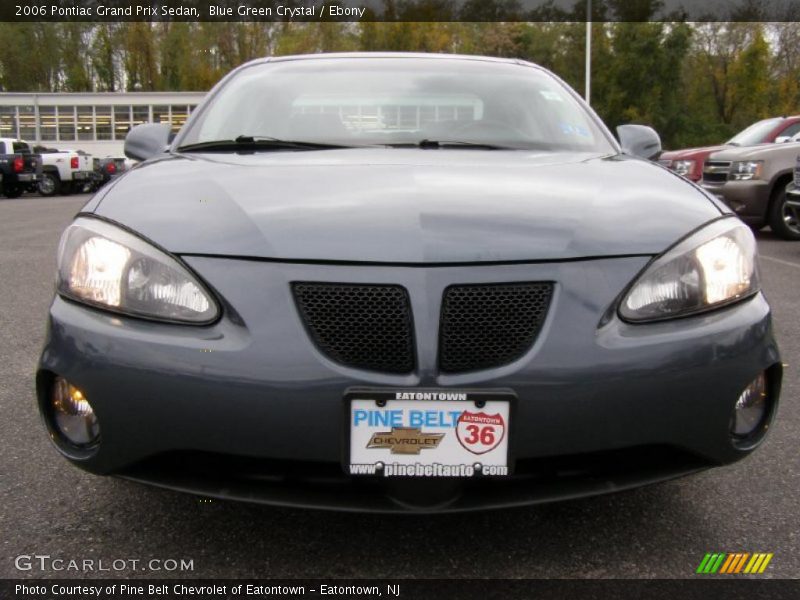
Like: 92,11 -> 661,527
91,149 -> 722,263
660,144 -> 729,160
710,142 -> 800,161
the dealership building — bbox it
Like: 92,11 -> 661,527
0,92 -> 206,157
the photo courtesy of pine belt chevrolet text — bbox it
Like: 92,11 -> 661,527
36,53 -> 782,512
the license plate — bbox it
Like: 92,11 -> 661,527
346,389 -> 513,478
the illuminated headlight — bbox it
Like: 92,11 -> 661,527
57,218 -> 218,323
51,377 -> 99,447
730,160 -> 763,181
672,160 -> 696,178
620,219 -> 759,322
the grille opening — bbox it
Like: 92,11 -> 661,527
438,282 -> 553,373
702,161 -> 732,184
293,282 -> 415,374
119,445 -> 709,512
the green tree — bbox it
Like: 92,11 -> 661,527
91,24 -> 119,91
60,23 -> 93,91
121,23 -> 160,91
0,23 -> 60,91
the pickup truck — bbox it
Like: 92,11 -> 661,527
659,116 -> 800,182
0,138 -> 42,198
31,146 -> 95,196
701,140 -> 800,240
90,156 -> 131,191
784,155 -> 800,235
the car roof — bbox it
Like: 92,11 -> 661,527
241,52 -> 545,71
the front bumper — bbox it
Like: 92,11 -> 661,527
37,256 -> 782,511
701,180 -> 771,225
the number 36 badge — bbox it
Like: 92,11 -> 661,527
456,411 -> 506,455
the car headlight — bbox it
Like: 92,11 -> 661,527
620,218 -> 759,322
730,160 -> 764,181
672,160 -> 696,177
57,217 -> 219,323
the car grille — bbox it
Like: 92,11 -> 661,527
292,282 -> 415,374
795,159 -> 800,186
438,282 -> 553,373
702,160 -> 731,184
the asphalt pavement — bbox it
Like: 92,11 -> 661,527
1,194 -> 797,579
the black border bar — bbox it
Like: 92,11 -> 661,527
3,579 -> 800,600
3,0 -> 800,23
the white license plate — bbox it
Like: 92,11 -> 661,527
347,389 -> 512,478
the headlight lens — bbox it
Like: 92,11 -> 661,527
730,160 -> 764,181
672,160 -> 696,177
620,219 -> 759,322
57,218 -> 218,323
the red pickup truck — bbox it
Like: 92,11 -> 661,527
659,116 -> 800,181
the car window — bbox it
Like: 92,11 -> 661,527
181,58 -> 614,153
12,141 -> 31,153
778,122 -> 800,140
727,118 -> 784,146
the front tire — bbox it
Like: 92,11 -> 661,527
768,187 -> 800,241
3,185 -> 23,198
38,171 -> 61,197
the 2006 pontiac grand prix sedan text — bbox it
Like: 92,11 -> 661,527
37,54 -> 782,512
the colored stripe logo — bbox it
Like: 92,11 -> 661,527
696,553 -> 773,574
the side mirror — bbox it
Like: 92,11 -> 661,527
617,124 -> 662,160
775,136 -> 791,144
124,123 -> 172,161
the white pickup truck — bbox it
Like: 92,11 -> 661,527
28,144 -> 94,196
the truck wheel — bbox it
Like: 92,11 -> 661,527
38,171 -> 61,196
3,185 -> 23,198
768,187 -> 800,241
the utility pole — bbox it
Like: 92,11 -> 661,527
585,0 -> 592,105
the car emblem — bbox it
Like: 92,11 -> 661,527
366,427 -> 444,455
456,411 -> 506,455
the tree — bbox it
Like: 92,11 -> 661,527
91,24 -> 119,91
60,23 -> 93,91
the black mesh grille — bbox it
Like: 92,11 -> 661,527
293,283 -> 414,374
439,282 -> 553,373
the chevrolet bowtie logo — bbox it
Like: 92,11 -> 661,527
367,427 -> 445,455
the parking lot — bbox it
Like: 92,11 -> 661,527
0,193 -> 797,579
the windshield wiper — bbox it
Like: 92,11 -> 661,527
176,135 -> 353,152
386,139 -> 514,150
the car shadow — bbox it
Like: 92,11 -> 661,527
93,472 -> 719,579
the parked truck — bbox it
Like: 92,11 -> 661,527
660,116 -> 800,181
701,140 -> 800,240
32,146 -> 95,196
0,138 -> 42,198
784,154 -> 800,234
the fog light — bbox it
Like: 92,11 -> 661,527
51,377 -> 99,447
731,373 -> 767,437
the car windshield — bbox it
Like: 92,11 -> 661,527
177,57 -> 615,153
727,118 -> 783,146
